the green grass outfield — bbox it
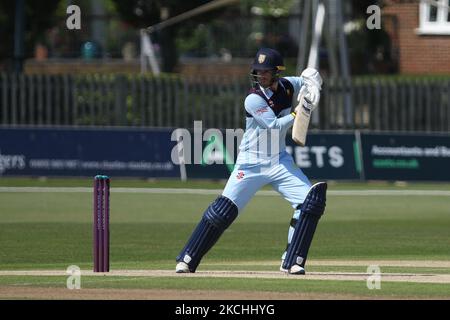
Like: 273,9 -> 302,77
0,177 -> 449,299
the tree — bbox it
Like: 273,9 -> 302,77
111,0 -> 231,72
0,0 -> 62,71
346,0 -> 396,73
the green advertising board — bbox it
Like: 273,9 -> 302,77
360,132 -> 450,181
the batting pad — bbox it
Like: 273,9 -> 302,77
282,182 -> 327,271
176,196 -> 238,272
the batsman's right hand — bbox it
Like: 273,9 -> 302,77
296,86 -> 315,113
304,85 -> 320,110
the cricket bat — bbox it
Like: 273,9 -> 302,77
291,92 -> 311,147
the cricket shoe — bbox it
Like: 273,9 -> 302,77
280,260 -> 306,275
289,264 -> 306,275
175,262 -> 191,273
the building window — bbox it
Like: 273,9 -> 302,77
417,0 -> 450,34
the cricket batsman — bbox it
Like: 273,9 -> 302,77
176,48 -> 326,275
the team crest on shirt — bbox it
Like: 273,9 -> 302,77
258,54 -> 266,64
236,171 -> 245,180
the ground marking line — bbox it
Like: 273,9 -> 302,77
0,270 -> 449,284
0,270 -> 431,276
1,187 -> 450,196
8,276 -> 145,287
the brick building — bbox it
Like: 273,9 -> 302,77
382,0 -> 450,74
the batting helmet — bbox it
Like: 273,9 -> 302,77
250,48 -> 285,88
251,48 -> 286,72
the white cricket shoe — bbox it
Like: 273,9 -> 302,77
289,264 -> 305,275
175,262 -> 191,273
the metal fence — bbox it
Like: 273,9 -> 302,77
1,73 -> 450,131
323,77 -> 450,132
